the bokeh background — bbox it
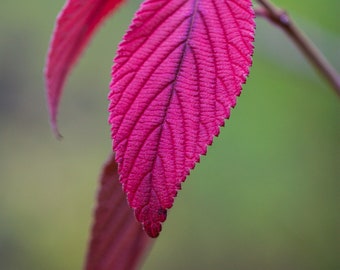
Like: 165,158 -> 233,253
0,0 -> 339,269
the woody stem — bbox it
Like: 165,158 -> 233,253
255,0 -> 340,97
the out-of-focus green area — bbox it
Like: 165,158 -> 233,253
0,0 -> 339,269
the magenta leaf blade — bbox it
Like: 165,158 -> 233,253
45,0 -> 124,136
85,153 -> 152,270
109,0 -> 255,237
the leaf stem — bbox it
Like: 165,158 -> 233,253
255,0 -> 340,97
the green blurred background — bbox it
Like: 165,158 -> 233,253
0,0 -> 339,269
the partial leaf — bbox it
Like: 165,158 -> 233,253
85,153 -> 152,270
45,0 -> 125,137
109,0 -> 255,237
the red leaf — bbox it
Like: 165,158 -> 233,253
45,0 -> 124,137
109,0 -> 255,237
85,153 -> 152,270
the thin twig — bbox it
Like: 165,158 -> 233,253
255,0 -> 340,97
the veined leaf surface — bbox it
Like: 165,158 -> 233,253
109,0 -> 255,237
85,153 -> 151,270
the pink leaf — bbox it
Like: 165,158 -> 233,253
85,153 -> 152,270
45,0 -> 125,137
109,0 -> 255,237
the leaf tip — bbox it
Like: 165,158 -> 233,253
137,207 -> 167,238
50,117 -> 63,140
143,221 -> 162,238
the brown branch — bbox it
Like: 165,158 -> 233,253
255,0 -> 340,97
